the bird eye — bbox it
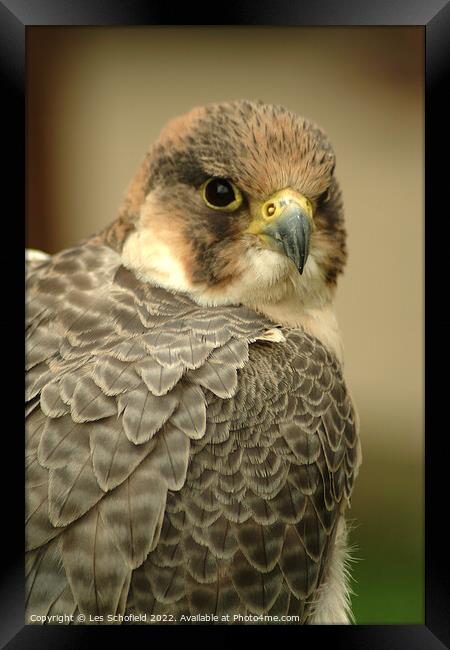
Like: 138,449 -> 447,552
201,178 -> 243,211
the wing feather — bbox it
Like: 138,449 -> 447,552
25,538 -> 68,621
62,508 -> 130,617
26,241 -> 359,623
99,463 -> 167,569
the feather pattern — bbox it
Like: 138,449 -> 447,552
26,242 -> 359,624
62,508 -> 130,618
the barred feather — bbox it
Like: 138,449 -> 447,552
25,241 -> 359,624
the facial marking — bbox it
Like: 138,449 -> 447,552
117,100 -> 347,310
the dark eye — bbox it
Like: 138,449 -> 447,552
201,178 -> 243,211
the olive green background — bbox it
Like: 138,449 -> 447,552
26,27 -> 424,624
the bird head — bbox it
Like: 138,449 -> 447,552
117,100 -> 347,313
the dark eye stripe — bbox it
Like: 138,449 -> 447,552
147,149 -> 209,191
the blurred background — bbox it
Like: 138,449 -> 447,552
26,27 -> 424,624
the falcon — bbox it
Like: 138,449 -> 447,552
26,100 -> 361,625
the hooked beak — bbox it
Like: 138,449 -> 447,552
246,189 -> 314,274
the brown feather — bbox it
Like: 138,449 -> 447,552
62,508 -> 130,617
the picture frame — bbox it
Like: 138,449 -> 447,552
3,0 -> 449,647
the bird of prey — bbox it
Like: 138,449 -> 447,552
26,100 -> 361,625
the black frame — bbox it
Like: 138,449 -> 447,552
3,1 -> 449,647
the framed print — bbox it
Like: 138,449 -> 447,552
2,1 -> 449,647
